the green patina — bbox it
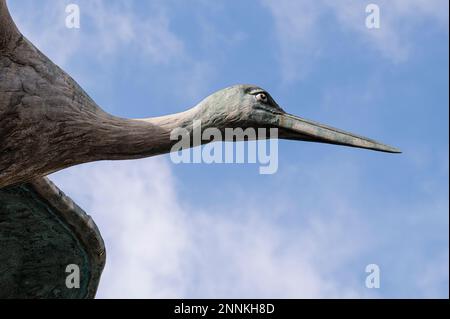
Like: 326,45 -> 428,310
0,183 -> 91,299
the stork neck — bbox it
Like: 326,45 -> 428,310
89,106 -> 202,161
0,0 -> 20,51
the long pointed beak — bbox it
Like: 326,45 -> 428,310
275,113 -> 401,153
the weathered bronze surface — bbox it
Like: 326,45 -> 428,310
0,177 -> 105,298
0,0 -> 400,189
0,0 -> 400,299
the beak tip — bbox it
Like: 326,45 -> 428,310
278,113 -> 402,155
383,146 -> 402,154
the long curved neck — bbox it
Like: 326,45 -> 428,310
0,0 -> 20,51
86,106 -> 202,161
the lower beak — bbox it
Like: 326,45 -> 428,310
275,113 -> 401,153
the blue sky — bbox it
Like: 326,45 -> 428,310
9,0 -> 449,298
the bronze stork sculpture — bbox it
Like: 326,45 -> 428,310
0,0 -> 400,298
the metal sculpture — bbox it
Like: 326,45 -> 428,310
0,0 -> 399,298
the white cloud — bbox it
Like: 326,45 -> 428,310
7,0 -> 216,108
48,143 -> 448,299
51,158 -> 190,298
262,0 -> 449,83
50,158 -> 368,298
261,0 -> 322,83
327,0 -> 448,62
9,0 -> 184,67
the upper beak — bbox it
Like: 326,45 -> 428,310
275,113 -> 401,153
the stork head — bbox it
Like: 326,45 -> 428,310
197,84 -> 400,153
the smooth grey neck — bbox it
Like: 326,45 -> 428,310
86,106 -> 202,161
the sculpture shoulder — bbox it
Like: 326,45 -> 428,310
1,0 -> 104,119
0,35 -> 103,118
0,35 -> 107,186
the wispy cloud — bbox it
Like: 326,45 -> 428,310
9,0 -> 184,66
50,158 -> 369,298
327,0 -> 449,62
262,0 -> 449,83
8,0 -> 220,106
261,0 -> 322,83
49,147 -> 448,298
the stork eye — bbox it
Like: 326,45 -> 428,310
255,92 -> 268,103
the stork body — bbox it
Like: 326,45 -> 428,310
0,0 -> 401,299
0,0 -> 399,189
